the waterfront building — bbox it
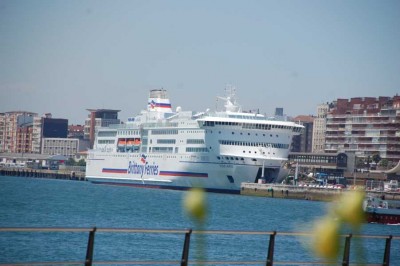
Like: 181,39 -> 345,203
0,111 -> 78,157
0,111 -> 38,153
288,152 -> 350,178
325,96 -> 400,164
291,115 -> 314,153
312,103 -> 329,153
41,138 -> 79,157
0,113 -> 5,152
32,114 -> 69,153
85,109 -> 120,148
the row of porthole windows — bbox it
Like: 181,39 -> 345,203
207,130 -> 279,138
203,121 -> 301,132
243,150 -> 274,155
219,140 -> 289,149
217,156 -> 245,161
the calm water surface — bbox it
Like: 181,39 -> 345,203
0,175 -> 399,265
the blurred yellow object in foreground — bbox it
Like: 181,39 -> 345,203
334,190 -> 365,228
312,216 -> 340,259
183,187 -> 207,222
311,190 -> 366,260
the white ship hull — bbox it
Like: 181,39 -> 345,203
86,152 -> 283,193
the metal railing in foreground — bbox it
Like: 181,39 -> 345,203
0,227 -> 398,266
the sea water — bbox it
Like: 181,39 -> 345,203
0,175 -> 399,265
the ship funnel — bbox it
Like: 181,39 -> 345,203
148,89 -> 173,113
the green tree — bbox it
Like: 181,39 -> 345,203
66,157 -> 76,166
372,154 -> 381,164
77,159 -> 86,167
379,159 -> 388,168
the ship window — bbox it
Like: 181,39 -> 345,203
217,156 -> 220,160
232,132 -> 234,134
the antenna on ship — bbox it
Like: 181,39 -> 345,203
217,84 -> 241,112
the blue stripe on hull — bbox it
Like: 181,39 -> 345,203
90,180 -> 240,194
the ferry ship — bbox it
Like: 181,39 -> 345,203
86,88 -> 304,193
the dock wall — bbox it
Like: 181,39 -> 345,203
241,183 -> 400,201
0,167 -> 86,181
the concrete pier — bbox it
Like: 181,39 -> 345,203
0,167 -> 86,181
241,183 -> 400,201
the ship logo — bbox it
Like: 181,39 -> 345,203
141,154 -> 147,163
149,100 -> 156,109
128,154 -> 159,178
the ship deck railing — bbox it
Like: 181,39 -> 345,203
0,227 -> 398,265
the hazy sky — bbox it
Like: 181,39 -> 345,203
1,0 -> 399,124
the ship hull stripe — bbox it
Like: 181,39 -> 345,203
159,171 -> 208,178
102,168 -> 127,174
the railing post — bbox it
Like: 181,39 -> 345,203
383,235 -> 392,266
85,227 -> 97,266
181,229 -> 192,266
266,231 -> 276,266
342,233 -> 352,266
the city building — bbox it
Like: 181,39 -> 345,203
291,115 -> 314,153
0,113 -> 5,152
325,95 -> 400,164
0,111 -> 38,153
0,111 -> 79,157
85,109 -> 120,148
41,138 -> 79,157
68,125 -> 85,139
312,103 -> 329,153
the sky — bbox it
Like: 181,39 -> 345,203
1,0 -> 399,124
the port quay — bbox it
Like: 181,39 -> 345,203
241,182 -> 400,201
1,165 -> 400,201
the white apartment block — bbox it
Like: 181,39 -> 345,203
312,103 -> 329,153
42,138 -> 79,157
31,117 -> 42,154
0,113 -> 4,152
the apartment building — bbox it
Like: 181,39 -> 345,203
312,103 -> 329,153
291,115 -> 314,153
0,111 -> 38,153
0,113 -> 4,152
325,96 -> 400,163
85,109 -> 120,148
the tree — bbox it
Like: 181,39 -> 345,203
372,154 -> 381,164
77,159 -> 86,167
379,159 -> 388,168
66,157 -> 76,166
355,157 -> 364,168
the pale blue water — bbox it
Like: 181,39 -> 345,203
0,175 -> 399,265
